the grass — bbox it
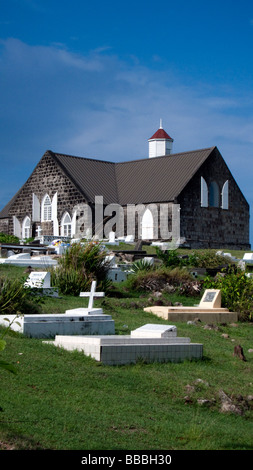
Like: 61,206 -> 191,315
1,261 -> 253,451
1,297 -> 253,450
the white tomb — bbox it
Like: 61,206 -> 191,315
0,281 -> 115,338
45,323 -> 203,365
243,253 -> 253,263
0,252 -> 57,267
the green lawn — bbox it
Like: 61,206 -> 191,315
1,294 -> 253,450
0,258 -> 253,451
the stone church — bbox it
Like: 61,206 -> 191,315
0,123 -> 250,249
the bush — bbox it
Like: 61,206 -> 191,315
131,259 -> 155,273
155,248 -> 185,267
203,268 -> 253,321
0,233 -> 19,244
156,248 -> 233,269
189,250 -> 233,268
127,266 -> 195,293
0,277 -> 43,316
50,242 -> 111,296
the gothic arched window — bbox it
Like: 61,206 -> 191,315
209,181 -> 219,207
22,216 -> 31,239
42,195 -> 52,221
200,177 -> 208,207
221,180 -> 229,209
61,212 -> 72,237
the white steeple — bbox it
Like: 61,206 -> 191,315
148,120 -> 174,158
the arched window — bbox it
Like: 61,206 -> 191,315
200,177 -> 208,207
22,216 -> 31,239
141,208 -> 154,240
221,180 -> 229,210
209,181 -> 219,207
61,212 -> 72,237
42,195 -> 52,221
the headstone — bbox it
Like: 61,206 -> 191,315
109,231 -> 115,243
105,231 -> 119,245
125,235 -> 134,243
79,280 -> 105,309
25,271 -> 51,288
24,271 -> 59,297
199,289 -> 221,309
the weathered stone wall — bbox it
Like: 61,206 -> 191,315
7,151 -> 86,236
0,218 -> 9,234
177,148 -> 250,249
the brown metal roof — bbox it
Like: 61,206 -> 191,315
115,147 -> 215,204
52,152 -> 118,205
0,146 -> 215,218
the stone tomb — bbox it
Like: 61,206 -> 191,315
0,281 -> 115,338
44,323 -> 203,365
144,289 -> 238,323
0,252 -> 57,267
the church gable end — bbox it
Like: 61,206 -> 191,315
7,151 -> 86,237
177,147 -> 250,249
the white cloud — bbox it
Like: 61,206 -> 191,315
0,37 -> 252,238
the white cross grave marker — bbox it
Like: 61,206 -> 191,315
36,226 -> 42,237
80,280 -> 105,309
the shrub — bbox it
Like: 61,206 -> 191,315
203,268 -> 253,321
131,259 -> 155,273
0,277 -> 43,316
50,242 -> 111,296
155,248 -> 184,267
0,233 -> 20,244
189,250 -> 233,268
127,266 -> 194,293
156,248 -> 233,269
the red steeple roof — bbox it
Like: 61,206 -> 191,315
149,128 -> 173,140
149,120 -> 173,141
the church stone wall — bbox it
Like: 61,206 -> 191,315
177,148 -> 250,249
7,151 -> 86,237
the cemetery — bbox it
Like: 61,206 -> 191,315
0,240 -> 253,450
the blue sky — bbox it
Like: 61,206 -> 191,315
1,0 -> 253,246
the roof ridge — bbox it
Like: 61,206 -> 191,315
116,146 -> 215,166
52,151 -> 115,165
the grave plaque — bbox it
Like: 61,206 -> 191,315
25,271 -> 51,288
199,289 -> 221,309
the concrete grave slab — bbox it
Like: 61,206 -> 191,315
144,289 -> 238,323
44,323 -> 203,365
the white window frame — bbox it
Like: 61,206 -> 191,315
22,216 -> 31,239
200,177 -> 208,207
221,180 -> 229,209
42,194 -> 52,222
61,212 -> 72,237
